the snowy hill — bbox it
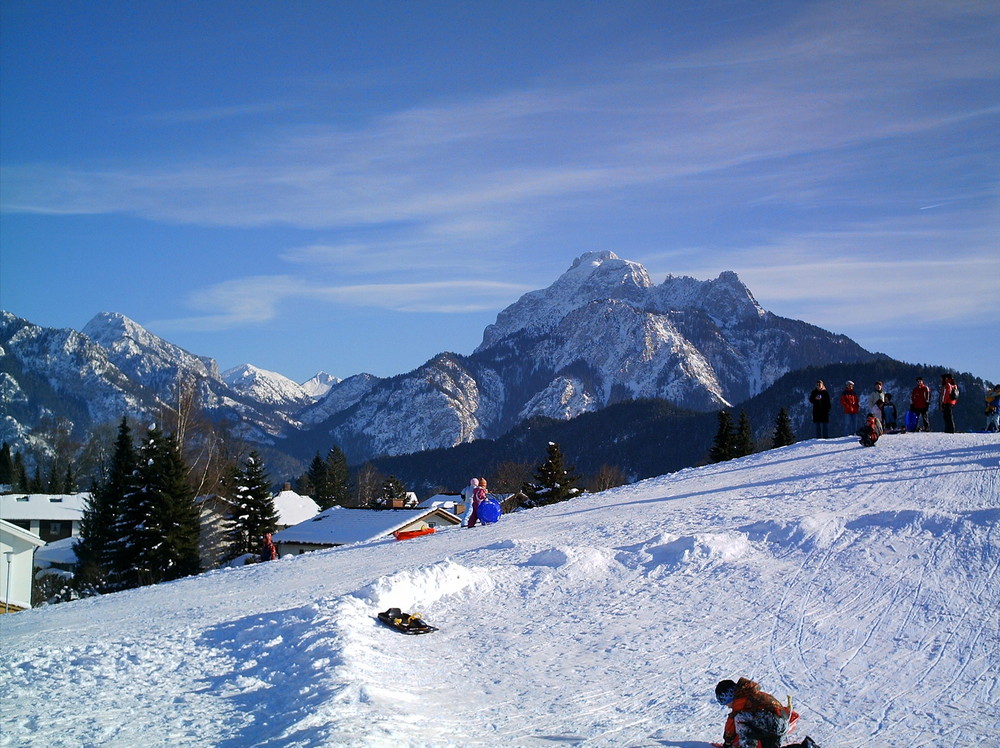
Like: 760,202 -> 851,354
3,433 -> 997,747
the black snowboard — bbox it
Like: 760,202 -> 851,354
377,607 -> 438,635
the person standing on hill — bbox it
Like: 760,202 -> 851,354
460,478 -> 479,527
881,393 -> 898,433
808,380 -> 831,439
910,376 -> 932,432
985,384 -> 1000,433
839,381 -> 860,437
867,381 -> 886,432
940,373 -> 959,433
466,477 -> 488,528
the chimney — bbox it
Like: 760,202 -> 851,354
283,482 -> 292,492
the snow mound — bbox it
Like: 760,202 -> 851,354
525,546 -> 617,576
355,558 -> 493,611
620,532 -> 753,572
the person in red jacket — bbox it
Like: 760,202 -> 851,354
715,678 -> 789,748
839,380 -> 860,437
910,376 -> 932,432
939,373 -> 958,433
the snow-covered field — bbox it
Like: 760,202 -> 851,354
2,433 -> 998,748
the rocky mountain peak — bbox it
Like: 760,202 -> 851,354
477,251 -> 653,350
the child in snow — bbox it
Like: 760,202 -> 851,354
460,478 -> 479,527
466,477 -> 488,528
857,414 -> 880,447
881,393 -> 898,433
714,678 -> 789,748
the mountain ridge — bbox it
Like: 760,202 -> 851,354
2,252 -> 883,466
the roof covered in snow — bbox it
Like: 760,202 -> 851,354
0,493 -> 89,522
272,490 -> 320,527
272,506 -> 460,547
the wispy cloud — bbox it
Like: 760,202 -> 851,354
152,275 -> 531,332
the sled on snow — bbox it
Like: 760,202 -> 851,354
377,608 -> 438,635
477,498 -> 502,524
393,527 -> 435,541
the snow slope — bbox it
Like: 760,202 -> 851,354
2,434 -> 997,748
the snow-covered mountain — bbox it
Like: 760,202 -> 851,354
303,252 -> 875,461
1,252 -> 877,463
222,363 -> 315,412
300,371 -> 338,399
4,433 -> 996,746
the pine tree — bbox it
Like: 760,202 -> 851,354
0,442 -> 14,486
225,450 -> 279,560
115,426 -> 200,589
772,408 -> 796,449
733,410 -> 755,458
324,446 -> 352,508
80,417 -> 138,592
380,475 -> 408,505
524,441 -> 581,506
303,452 -> 328,505
709,411 -> 735,463
14,452 -> 29,491
63,463 -> 77,494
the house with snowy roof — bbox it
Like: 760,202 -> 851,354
272,506 -> 461,556
0,493 -> 88,544
1,518 -> 46,613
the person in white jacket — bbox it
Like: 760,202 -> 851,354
460,478 -> 479,527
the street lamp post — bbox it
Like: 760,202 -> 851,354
3,551 -> 14,614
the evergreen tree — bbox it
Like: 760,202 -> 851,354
772,408 -> 796,449
303,452 -> 328,505
324,446 -> 352,508
709,411 -> 735,463
224,450 -> 279,560
523,441 -> 581,506
115,426 -> 200,589
0,442 -> 14,486
63,462 -> 77,494
14,452 -> 28,491
79,417 -> 138,592
733,410 -> 755,458
45,461 -> 62,493
380,475 -> 408,505
29,465 -> 43,492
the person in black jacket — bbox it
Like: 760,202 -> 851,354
809,380 -> 832,439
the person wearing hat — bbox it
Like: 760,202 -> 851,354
910,376 -> 932,432
839,381 -> 860,437
985,384 -> 1000,433
460,478 -> 480,527
714,678 -> 790,748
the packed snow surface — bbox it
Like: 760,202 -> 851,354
2,434 -> 997,748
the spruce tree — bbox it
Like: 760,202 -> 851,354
116,426 -> 200,588
524,441 -> 580,506
78,417 -> 138,592
324,446 -> 352,508
14,453 -> 29,491
304,453 -> 328,506
772,408 -> 796,448
709,411 -> 735,463
0,442 -> 14,486
225,450 -> 279,560
380,475 -> 408,505
733,410 -> 755,458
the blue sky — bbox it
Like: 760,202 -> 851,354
2,0 -> 997,385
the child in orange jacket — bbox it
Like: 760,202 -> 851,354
715,678 -> 789,748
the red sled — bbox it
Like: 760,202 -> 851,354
710,710 -> 798,747
393,527 -> 435,541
